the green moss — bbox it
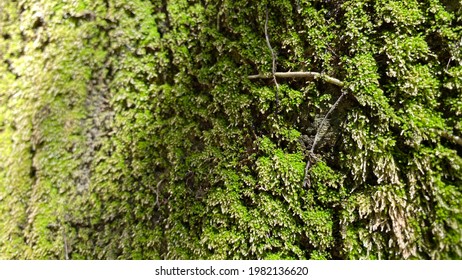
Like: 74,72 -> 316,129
1,0 -> 461,259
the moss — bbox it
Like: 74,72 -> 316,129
1,0 -> 461,259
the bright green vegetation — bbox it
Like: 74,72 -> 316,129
0,0 -> 461,259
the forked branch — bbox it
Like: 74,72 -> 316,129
254,6 -> 346,187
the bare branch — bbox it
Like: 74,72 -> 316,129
310,92 -> 346,155
304,92 -> 347,187
257,6 -> 346,187
264,6 -> 279,108
61,222 -> 69,260
440,130 -> 462,146
248,71 -> 344,87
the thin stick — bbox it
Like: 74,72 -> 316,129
438,130 -> 462,146
248,71 -> 344,87
61,223 -> 69,260
154,179 -> 164,207
265,6 -> 279,109
304,92 -> 347,187
310,92 -> 346,154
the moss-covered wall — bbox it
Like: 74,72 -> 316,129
0,0 -> 461,259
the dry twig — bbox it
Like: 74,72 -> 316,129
303,92 -> 347,187
264,6 -> 279,109
61,222 -> 69,260
248,71 -> 344,87
252,6 -> 347,187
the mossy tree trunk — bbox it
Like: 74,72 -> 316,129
0,0 -> 461,259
